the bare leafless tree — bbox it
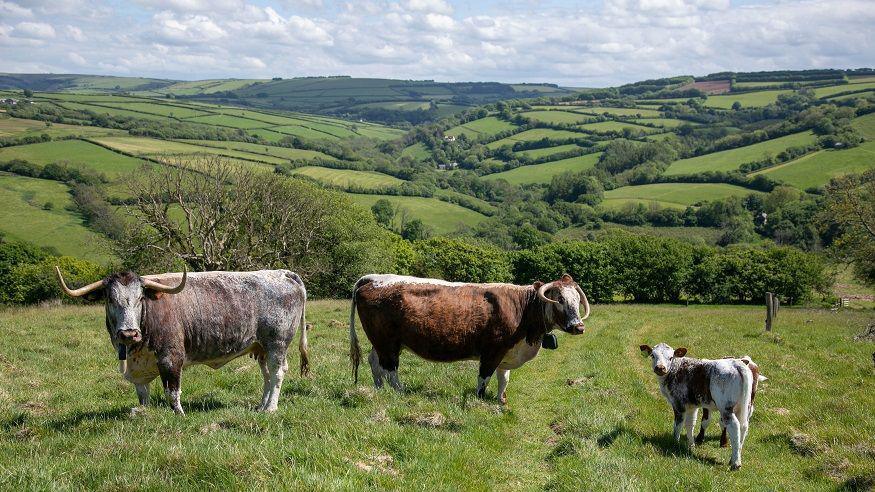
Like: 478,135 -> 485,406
116,155 -> 383,283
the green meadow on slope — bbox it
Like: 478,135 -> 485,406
665,131 -> 818,176
602,183 -> 759,210
483,153 -> 602,185
0,302 -> 871,489
345,194 -> 486,234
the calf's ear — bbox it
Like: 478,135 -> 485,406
674,347 -> 687,358
639,344 -> 652,355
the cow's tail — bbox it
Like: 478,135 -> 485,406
736,360 -> 753,427
299,302 -> 310,377
349,279 -> 363,385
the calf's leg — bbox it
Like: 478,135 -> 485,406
673,407 -> 684,442
258,356 -> 271,411
721,409 -> 742,470
684,408 -> 698,448
262,352 -> 288,412
695,408 -> 710,445
496,369 -> 511,404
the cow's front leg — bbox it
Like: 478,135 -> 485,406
672,406 -> 684,442
158,354 -> 184,415
135,383 -> 150,406
684,407 -> 698,448
496,369 -> 511,404
261,352 -> 287,413
476,354 -> 501,399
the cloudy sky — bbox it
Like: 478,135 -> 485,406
1,0 -> 873,87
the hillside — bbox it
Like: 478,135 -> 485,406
1,68 -> 874,259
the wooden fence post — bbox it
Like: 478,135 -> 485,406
765,292 -> 774,332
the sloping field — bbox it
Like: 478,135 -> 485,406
577,121 -> 654,134
345,193 -> 486,234
94,102 -> 210,119
514,143 -> 581,160
850,111 -> 875,139
665,131 -> 817,176
0,117 -> 125,139
445,117 -> 517,138
634,118 -> 694,129
178,140 -> 338,162
705,90 -> 792,109
290,167 -> 403,190
518,111 -> 595,125
602,183 -> 758,209
751,141 -> 875,190
813,82 -> 875,98
573,107 -> 662,118
54,102 -> 169,121
0,302 -> 870,489
89,136 -> 284,166
159,79 -> 262,95
486,129 -> 588,149
0,174 -> 111,262
483,153 -> 601,185
400,143 -> 431,161
558,223 -> 724,245
0,139 -> 147,178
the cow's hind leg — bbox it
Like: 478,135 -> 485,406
257,356 -> 271,411
496,369 -> 510,404
157,354 -> 184,415
695,408 -> 710,445
368,349 -> 387,389
476,354 -> 501,399
261,351 -> 288,413
380,350 -> 402,392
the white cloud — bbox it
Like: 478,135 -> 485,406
0,0 -> 872,86
0,1 -> 32,18
68,52 -> 87,65
13,21 -> 56,39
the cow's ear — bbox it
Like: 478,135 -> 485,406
639,344 -> 652,355
145,290 -> 164,300
674,347 -> 687,358
561,273 -> 573,282
533,281 -> 543,290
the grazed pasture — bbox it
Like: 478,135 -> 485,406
0,302 -> 871,489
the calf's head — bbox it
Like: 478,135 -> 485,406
55,267 -> 187,344
536,274 -> 591,335
639,342 -> 687,376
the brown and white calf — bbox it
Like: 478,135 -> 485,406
640,343 -> 754,470
349,274 -> 591,403
56,268 -> 309,414
697,356 -> 767,447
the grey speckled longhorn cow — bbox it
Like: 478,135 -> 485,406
55,268 -> 309,414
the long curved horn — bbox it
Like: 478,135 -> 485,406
142,265 -> 187,294
575,284 -> 591,320
537,281 -> 559,304
55,266 -> 105,297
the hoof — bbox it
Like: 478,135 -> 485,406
498,394 -> 507,405
721,442 -> 729,448
730,463 -> 741,471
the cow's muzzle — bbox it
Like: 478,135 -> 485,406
117,329 -> 142,344
654,366 -> 668,376
564,323 -> 586,335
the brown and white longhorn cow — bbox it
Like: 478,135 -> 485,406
55,268 -> 309,414
348,273 -> 591,403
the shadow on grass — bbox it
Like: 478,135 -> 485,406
47,406 -> 132,431
641,432 -> 721,466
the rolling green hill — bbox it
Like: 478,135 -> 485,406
665,131 -> 818,175
345,194 -> 487,234
483,153 -> 602,185
0,139 -> 148,178
602,183 -> 758,210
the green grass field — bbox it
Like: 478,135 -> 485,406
290,167 -> 404,190
751,141 -> 875,190
634,118 -> 694,129
487,129 -> 588,150
813,82 -> 875,99
603,183 -> 758,209
345,194 -> 486,234
445,117 -> 517,138
577,121 -> 654,134
573,107 -> 662,118
89,137 -> 284,166
0,140 -> 148,178
0,174 -> 111,262
483,153 -> 601,185
0,117 -> 125,139
178,140 -> 338,162
518,111 -> 595,125
558,223 -> 724,245
513,144 -> 582,160
400,143 -> 431,161
0,301 -> 871,489
665,131 -> 817,176
705,90 -> 793,109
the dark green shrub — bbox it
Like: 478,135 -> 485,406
412,237 -> 512,283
